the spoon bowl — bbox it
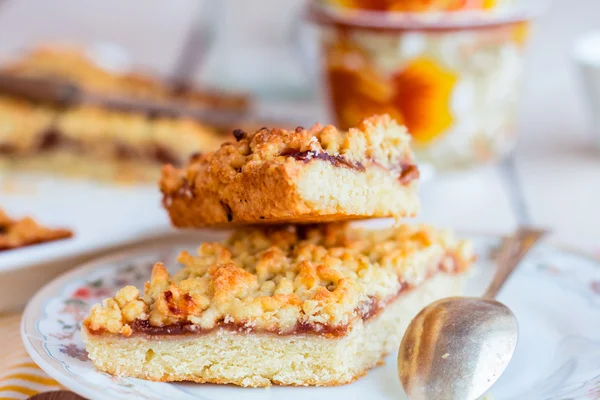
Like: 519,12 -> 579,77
398,296 -> 518,400
396,226 -> 547,400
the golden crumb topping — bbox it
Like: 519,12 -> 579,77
161,114 -> 415,196
3,46 -> 249,112
84,224 -> 472,336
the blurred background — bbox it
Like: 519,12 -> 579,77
0,0 -> 598,250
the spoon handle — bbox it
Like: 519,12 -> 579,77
482,227 -> 548,300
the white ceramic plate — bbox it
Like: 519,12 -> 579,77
21,234 -> 600,400
0,173 -> 173,272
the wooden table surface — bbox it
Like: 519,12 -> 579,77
0,313 -> 22,369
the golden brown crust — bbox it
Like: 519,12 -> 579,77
164,114 -> 415,184
4,46 -> 250,112
161,115 -> 420,227
0,208 -> 73,251
91,361 -> 368,387
84,223 -> 472,337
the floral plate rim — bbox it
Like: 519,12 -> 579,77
20,233 -> 600,400
21,241 -> 200,400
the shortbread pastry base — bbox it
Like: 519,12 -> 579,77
83,273 -> 465,387
164,158 -> 419,227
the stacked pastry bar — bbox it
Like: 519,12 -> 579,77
83,115 -> 474,386
0,47 -> 246,182
160,114 -> 420,225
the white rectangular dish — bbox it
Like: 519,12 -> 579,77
0,173 -> 173,272
0,173 -> 225,311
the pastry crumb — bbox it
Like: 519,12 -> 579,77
84,223 -> 473,335
0,208 -> 73,251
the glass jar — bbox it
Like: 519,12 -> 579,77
199,0 -> 315,100
320,0 -> 517,12
309,2 -> 540,170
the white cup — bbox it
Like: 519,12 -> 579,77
574,31 -> 600,146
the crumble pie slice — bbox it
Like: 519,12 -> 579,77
0,46 -> 249,182
0,208 -> 73,251
160,114 -> 420,227
82,223 -> 473,387
0,96 -> 223,182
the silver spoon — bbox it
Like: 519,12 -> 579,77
398,227 -> 547,400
